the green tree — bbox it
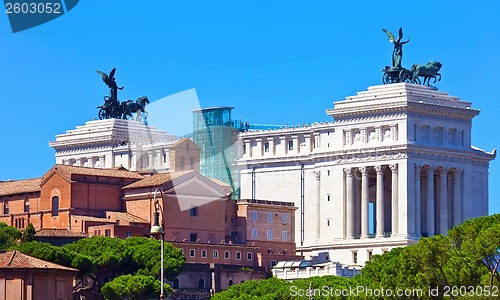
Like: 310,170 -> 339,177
0,222 -> 22,249
15,241 -> 94,279
22,223 -> 36,242
124,237 -> 185,279
101,274 -> 171,300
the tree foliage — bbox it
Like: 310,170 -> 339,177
22,223 -> 35,242
101,274 -> 171,300
215,214 -> 500,300
14,241 -> 94,278
12,236 -> 184,298
0,222 -> 22,249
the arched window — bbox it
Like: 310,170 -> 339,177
228,279 -> 234,287
24,197 -> 30,213
3,201 -> 9,215
190,157 -> 195,170
180,157 -> 185,171
172,278 -> 179,289
197,278 -> 205,289
51,196 -> 59,216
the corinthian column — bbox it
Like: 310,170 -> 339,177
360,167 -> 369,238
390,164 -> 398,236
415,164 -> 422,236
426,166 -> 435,237
439,167 -> 448,235
453,168 -> 462,226
345,168 -> 354,239
375,165 -> 385,238
313,171 -> 321,241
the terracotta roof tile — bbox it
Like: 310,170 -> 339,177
0,250 -> 77,272
72,215 -> 115,223
34,229 -> 87,237
42,164 -> 143,183
0,178 -> 41,196
208,177 -> 230,187
106,211 -> 149,223
122,171 -> 192,189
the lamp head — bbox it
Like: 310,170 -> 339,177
150,211 -> 162,234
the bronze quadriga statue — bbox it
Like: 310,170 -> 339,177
96,68 -> 149,121
381,28 -> 442,86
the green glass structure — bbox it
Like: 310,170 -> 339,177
192,107 -> 240,198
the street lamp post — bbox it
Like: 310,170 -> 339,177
150,188 -> 165,300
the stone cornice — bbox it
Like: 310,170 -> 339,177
328,100 -> 479,121
238,144 -> 494,168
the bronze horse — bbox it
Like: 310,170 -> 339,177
410,61 -> 442,85
121,96 -> 150,121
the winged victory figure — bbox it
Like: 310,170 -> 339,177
382,27 -> 410,69
96,68 -> 123,106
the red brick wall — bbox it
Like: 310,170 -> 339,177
163,195 -> 225,243
172,242 -> 258,266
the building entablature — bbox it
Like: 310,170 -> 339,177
238,145 -> 495,169
240,121 -> 335,137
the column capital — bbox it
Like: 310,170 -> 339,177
344,168 -> 353,176
451,167 -> 463,173
313,171 -> 321,180
359,166 -> 369,175
389,164 -> 398,173
437,167 -> 449,175
415,163 -> 422,171
374,165 -> 385,174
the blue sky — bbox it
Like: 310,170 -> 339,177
0,1 -> 498,212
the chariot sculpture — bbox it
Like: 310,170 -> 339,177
96,68 -> 149,121
381,28 -> 442,86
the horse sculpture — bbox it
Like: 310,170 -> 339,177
410,61 -> 442,85
121,96 -> 150,121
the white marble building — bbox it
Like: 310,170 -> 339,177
237,83 -> 496,266
49,119 -> 177,171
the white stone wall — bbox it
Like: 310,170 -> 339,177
237,83 -> 495,266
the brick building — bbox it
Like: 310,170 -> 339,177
1,162 -> 301,296
0,250 -> 77,300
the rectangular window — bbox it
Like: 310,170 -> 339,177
282,231 -> 287,241
190,233 -> 198,242
105,229 -> 111,237
247,252 -> 253,260
282,213 -> 288,224
224,251 -> 230,259
51,196 -> 59,217
368,251 -> 373,261
201,250 -> 207,258
267,230 -> 273,240
3,202 -> 9,215
251,211 -> 257,222
327,193 -> 331,201
190,249 -> 195,257
236,251 -> 241,260
267,212 -> 272,223
251,228 -> 257,239
190,207 -> 198,216
327,170 -> 330,176
353,252 -> 358,264
213,250 -> 219,258
243,144 -> 246,154
264,142 -> 270,152
288,140 -> 294,150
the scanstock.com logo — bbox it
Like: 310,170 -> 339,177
4,0 -> 79,33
